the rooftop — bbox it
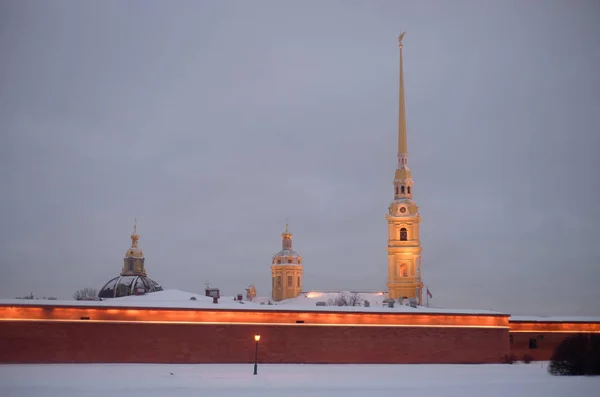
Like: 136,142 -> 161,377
0,289 -> 510,316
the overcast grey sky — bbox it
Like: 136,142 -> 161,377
1,0 -> 599,316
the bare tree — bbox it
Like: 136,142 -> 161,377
15,293 -> 58,300
328,292 -> 363,307
16,292 -> 36,300
347,292 -> 362,307
73,288 -> 99,301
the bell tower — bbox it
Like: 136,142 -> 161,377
386,33 -> 423,304
271,223 -> 303,302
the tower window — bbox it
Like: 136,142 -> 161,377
277,276 -> 281,287
297,276 -> 300,287
400,228 -> 407,241
128,258 -> 134,271
395,187 -> 398,195
407,186 -> 411,194
401,186 -> 405,194
277,260 -> 281,264
288,259 -> 292,263
400,264 -> 408,277
287,276 -> 292,288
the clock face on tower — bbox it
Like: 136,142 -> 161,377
389,201 -> 410,216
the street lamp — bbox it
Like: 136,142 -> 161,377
253,334 -> 260,375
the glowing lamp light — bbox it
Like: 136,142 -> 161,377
253,334 -> 261,375
306,292 -> 322,298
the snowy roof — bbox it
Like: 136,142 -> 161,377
0,289 -> 508,316
509,315 -> 600,323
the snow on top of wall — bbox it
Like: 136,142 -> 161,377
509,315 -> 600,323
113,289 -> 210,302
0,289 -> 508,316
279,291 -> 388,306
276,291 -> 506,315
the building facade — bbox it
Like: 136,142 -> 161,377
386,33 -> 423,303
271,224 -> 303,301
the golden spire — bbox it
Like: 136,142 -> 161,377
282,220 -> 291,239
130,218 -> 140,248
397,32 -> 408,166
281,220 -> 292,250
392,32 -> 413,200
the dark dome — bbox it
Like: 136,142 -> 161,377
98,275 -> 163,299
274,249 -> 301,258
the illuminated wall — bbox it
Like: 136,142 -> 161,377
0,303 -> 509,364
508,319 -> 600,361
4,304 -> 597,363
0,304 -> 509,328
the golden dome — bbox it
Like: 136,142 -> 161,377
125,221 -> 144,258
281,223 -> 292,240
126,246 -> 144,258
394,167 -> 412,181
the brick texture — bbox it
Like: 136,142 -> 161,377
0,321 -> 509,364
509,332 -> 576,361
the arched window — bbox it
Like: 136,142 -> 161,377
395,186 -> 398,195
128,258 -> 134,271
401,186 -> 405,194
287,275 -> 292,288
277,260 -> 281,264
400,228 -> 407,241
407,186 -> 411,194
297,276 -> 300,287
400,264 -> 408,277
288,259 -> 292,264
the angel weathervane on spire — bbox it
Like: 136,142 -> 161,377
398,32 -> 406,46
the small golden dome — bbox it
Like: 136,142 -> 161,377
126,247 -> 144,258
126,221 -> 144,258
394,167 -> 412,181
281,222 -> 292,240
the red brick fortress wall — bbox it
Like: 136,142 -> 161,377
0,303 -> 510,364
509,320 -> 600,361
510,332 -> 569,361
0,321 -> 508,364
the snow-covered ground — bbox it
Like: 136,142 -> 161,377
0,363 -> 598,397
